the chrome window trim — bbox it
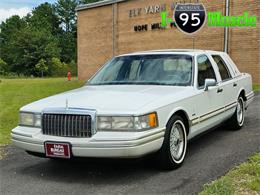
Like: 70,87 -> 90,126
212,55 -> 233,82
196,54 -> 218,89
87,54 -> 195,87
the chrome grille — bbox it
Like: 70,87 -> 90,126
42,114 -> 92,137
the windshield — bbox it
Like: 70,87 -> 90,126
88,54 -> 193,86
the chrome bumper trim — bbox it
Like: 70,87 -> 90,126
11,128 -> 165,149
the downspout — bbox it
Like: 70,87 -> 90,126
112,4 -> 115,56
112,3 -> 117,57
224,0 -> 230,53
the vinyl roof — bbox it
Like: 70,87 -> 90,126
76,0 -> 127,11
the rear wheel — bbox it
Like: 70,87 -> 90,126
228,96 -> 245,130
156,115 -> 187,170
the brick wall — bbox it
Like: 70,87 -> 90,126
229,0 -> 259,84
77,0 -> 260,84
77,5 -> 113,80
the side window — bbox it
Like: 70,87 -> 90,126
197,55 -> 216,87
212,55 -> 232,81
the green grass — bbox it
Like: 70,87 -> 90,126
253,85 -> 260,92
200,153 -> 260,195
0,78 -> 85,145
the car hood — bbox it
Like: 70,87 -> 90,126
21,85 -> 193,114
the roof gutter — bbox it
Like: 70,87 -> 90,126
76,0 -> 127,11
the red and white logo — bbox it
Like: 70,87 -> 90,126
45,142 -> 71,158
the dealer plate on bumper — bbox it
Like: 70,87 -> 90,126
44,142 -> 71,159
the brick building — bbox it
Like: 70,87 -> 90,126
76,0 -> 259,84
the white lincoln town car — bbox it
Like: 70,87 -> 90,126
12,49 -> 254,169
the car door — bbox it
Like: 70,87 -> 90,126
211,54 -> 237,119
191,54 -> 224,137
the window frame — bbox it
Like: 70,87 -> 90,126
212,55 -> 233,82
196,54 -> 218,90
88,54 -> 195,86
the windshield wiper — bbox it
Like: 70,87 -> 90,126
89,81 -> 178,86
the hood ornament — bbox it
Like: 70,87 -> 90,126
65,98 -> 69,110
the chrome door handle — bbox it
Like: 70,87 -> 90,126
217,88 -> 223,93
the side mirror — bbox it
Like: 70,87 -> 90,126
204,79 -> 216,91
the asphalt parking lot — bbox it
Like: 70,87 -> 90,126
1,93 -> 259,195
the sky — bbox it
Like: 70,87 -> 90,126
0,0 -> 57,23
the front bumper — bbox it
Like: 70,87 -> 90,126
11,126 -> 165,158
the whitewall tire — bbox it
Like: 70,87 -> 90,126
229,96 -> 245,130
156,115 -> 187,170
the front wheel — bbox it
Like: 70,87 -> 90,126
228,96 -> 245,130
156,115 -> 187,170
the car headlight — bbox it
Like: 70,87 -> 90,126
97,112 -> 158,131
20,112 -> 41,127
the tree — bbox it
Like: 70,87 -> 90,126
0,7 -> 61,76
0,58 -> 9,75
7,27 -> 60,75
27,3 -> 62,35
54,0 -> 79,63
35,59 -> 48,77
0,15 -> 27,65
55,0 -> 78,33
0,0 -> 103,77
0,15 -> 27,42
58,32 -> 76,63
51,57 -> 69,76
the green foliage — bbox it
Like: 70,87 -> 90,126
55,0 -> 78,33
0,0 -> 104,77
253,85 -> 260,91
200,153 -> 260,195
3,27 -> 60,75
200,178 -> 235,195
51,57 -> 69,76
248,178 -> 260,191
58,31 -> 76,63
0,78 -> 85,144
0,58 -> 9,75
28,3 -> 61,34
35,59 -> 48,77
0,72 -> 26,79
0,15 -> 27,70
68,60 -> 78,76
54,0 -> 79,63
0,15 -> 27,42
